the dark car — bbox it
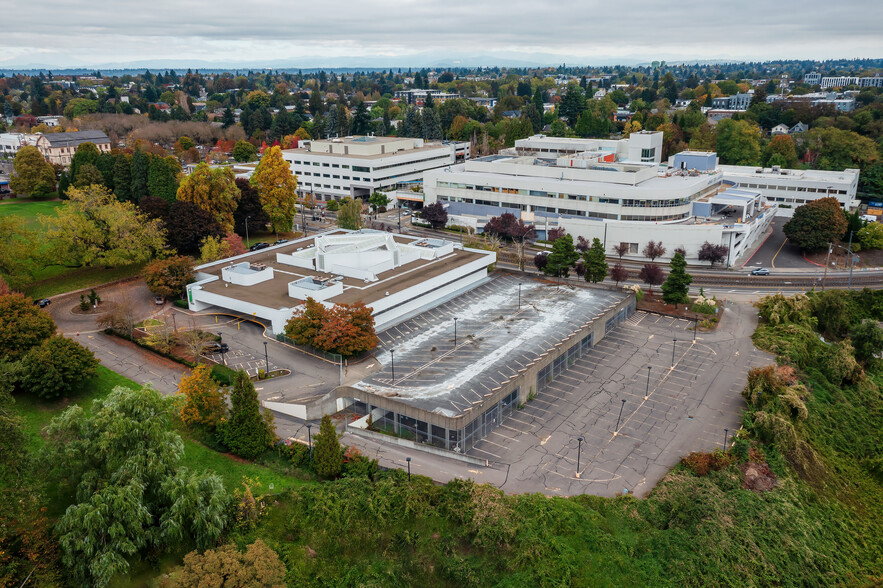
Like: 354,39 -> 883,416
206,342 -> 229,353
750,267 -> 771,276
275,238 -> 289,245
33,298 -> 51,308
249,242 -> 270,252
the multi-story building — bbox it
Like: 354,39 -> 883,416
711,92 -> 753,110
804,72 -> 822,85
34,130 -> 111,165
0,133 -> 39,158
717,164 -> 859,217
282,136 -> 468,202
393,89 -> 461,106
512,131 -> 664,164
422,142 -> 776,266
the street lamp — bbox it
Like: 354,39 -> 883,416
453,317 -> 458,348
671,338 -> 677,368
576,436 -> 584,477
723,428 -> 729,448
615,399 -> 626,432
263,341 -> 269,378
518,282 -> 522,310
406,456 -> 411,481
245,215 -> 251,246
645,366 -> 651,399
306,423 -> 312,458
390,349 -> 395,384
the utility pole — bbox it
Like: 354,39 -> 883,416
846,231 -> 854,290
822,242 -> 833,290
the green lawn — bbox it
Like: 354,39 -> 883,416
0,199 -> 62,229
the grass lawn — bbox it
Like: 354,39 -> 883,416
23,263 -> 144,298
0,199 -> 62,229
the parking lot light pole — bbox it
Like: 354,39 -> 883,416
406,456 -> 411,481
518,282 -> 522,310
390,349 -> 395,384
453,317 -> 458,348
645,366 -> 651,400
576,437 -> 584,478
306,423 -> 312,458
615,399 -> 626,433
671,338 -> 677,368
723,428 -> 729,448
263,341 -> 269,378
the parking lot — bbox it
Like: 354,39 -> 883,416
468,308 -> 772,497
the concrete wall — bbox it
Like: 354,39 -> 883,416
288,279 -> 343,302
221,262 -> 274,286
187,276 -> 295,334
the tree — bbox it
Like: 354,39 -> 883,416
351,101 -> 371,136
16,335 -> 98,399
165,539 -> 286,588
130,149 -> 150,202
610,263 -> 629,286
661,251 -> 692,306
763,135 -> 798,168
73,163 -> 105,188
284,298 -> 327,345
177,163 -> 241,232
143,256 -> 195,299
313,302 -> 378,356
221,371 -> 276,459
803,127 -> 879,171
783,197 -> 848,252
251,146 -> 298,233
534,252 -> 548,272
545,234 -> 580,278
46,386 -> 228,587
642,240 -> 667,263
337,199 -> 363,230
233,178 -> 271,237
715,119 -> 761,166
639,264 -> 664,294
177,364 -> 227,429
232,140 -> 258,162
611,242 -> 630,261
112,153 -> 132,201
857,222 -> 883,250
148,155 -> 181,203
166,200 -> 224,255
0,216 -> 39,288
368,191 -> 390,212
851,320 -> 883,364
583,238 -> 608,283
0,293 -> 56,360
698,241 -> 729,266
68,142 -> 100,182
9,145 -> 55,196
419,201 -> 448,229
42,185 -> 166,268
313,414 -> 344,479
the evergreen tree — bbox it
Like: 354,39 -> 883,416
313,414 -> 344,479
544,234 -> 580,278
221,370 -> 276,460
112,153 -> 132,202
130,149 -> 150,202
351,101 -> 371,135
661,251 -> 692,306
422,108 -> 443,140
221,107 -> 235,128
403,107 -> 422,138
147,155 -> 181,203
583,237 -> 608,283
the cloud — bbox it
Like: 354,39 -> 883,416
4,0 -> 882,67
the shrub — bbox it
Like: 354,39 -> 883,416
313,414 -> 344,479
174,299 -> 189,309
210,364 -> 236,386
681,450 -> 735,476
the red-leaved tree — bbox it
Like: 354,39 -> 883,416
638,264 -> 664,294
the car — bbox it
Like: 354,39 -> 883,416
33,298 -> 51,308
206,342 -> 229,353
249,242 -> 270,251
402,210 -> 411,216
154,296 -> 165,305
275,238 -> 289,245
750,268 -> 771,276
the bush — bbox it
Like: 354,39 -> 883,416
174,299 -> 189,309
276,439 -> 312,469
681,450 -> 735,476
325,199 -> 340,211
210,364 -> 236,386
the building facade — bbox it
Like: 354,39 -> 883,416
282,136 -> 467,202
35,130 -> 111,165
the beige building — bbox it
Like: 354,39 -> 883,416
35,130 -> 111,165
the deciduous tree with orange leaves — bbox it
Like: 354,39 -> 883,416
284,298 -> 377,356
177,364 -> 227,429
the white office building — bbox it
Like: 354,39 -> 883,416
282,136 -> 468,202
0,133 -> 39,158
717,164 -> 860,217
512,131 -> 664,164
423,142 -> 776,266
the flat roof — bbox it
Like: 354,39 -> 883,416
718,164 -> 859,182
195,231 -> 486,311
282,142 -> 450,160
355,274 -> 629,418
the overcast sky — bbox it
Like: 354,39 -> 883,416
5,0 -> 882,68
